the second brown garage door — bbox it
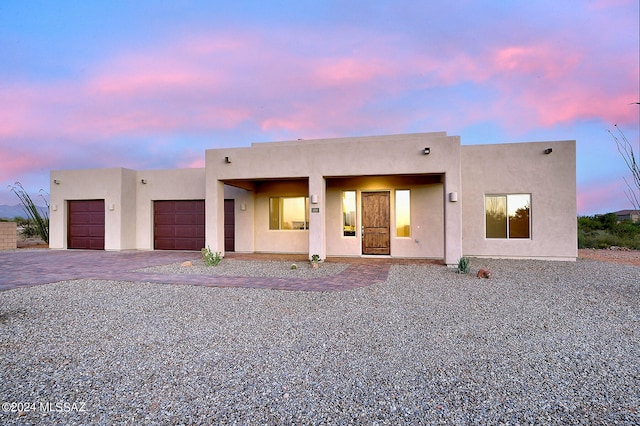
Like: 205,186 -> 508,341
154,200 -> 205,251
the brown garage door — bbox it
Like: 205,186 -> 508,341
68,200 -> 105,250
154,200 -> 205,251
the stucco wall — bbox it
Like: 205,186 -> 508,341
50,168 -> 137,250
461,140 -> 577,260
325,176 -> 444,258
47,133 -> 576,261
135,168 -> 205,250
252,180 -> 309,254
50,167 -> 205,250
206,132 -> 463,263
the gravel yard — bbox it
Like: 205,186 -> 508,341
1,257 -> 638,425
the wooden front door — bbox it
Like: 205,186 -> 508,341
224,199 -> 235,252
361,191 -> 390,255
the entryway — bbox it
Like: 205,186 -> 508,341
361,191 -> 390,255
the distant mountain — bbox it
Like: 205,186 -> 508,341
0,204 -> 48,220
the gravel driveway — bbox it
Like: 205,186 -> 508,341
1,257 -> 638,425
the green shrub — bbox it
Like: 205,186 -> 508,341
457,256 -> 470,274
577,216 -> 640,250
578,213 -> 640,250
201,246 -> 222,266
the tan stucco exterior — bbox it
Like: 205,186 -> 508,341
206,132 -> 463,263
50,168 -> 205,250
49,132 -> 577,263
461,140 -> 577,260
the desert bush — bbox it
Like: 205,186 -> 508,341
8,183 -> 49,243
578,216 -> 640,249
201,246 -> 222,266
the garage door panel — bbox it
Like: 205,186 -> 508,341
154,200 -> 205,251
175,201 -> 200,211
174,214 -> 200,225
154,226 -> 173,237
69,225 -> 87,234
89,240 -> 104,250
68,200 -> 105,250
154,215 -> 175,225
89,227 -> 105,237
174,228 -> 197,238
174,241 -> 196,250
89,216 -> 104,225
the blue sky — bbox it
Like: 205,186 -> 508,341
1,0 -> 638,215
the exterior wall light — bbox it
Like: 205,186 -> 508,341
423,147 -> 431,155
310,194 -> 318,204
449,192 -> 458,202
544,148 -> 553,154
225,156 -> 232,163
140,179 -> 147,184
53,179 -> 60,184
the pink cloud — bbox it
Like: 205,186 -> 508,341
312,57 -> 393,87
0,149 -> 54,181
462,41 -> 639,132
0,20 -> 637,150
0,86 -> 48,139
177,158 -> 205,168
493,45 -> 580,79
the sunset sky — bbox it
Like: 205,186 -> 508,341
1,1 -> 638,215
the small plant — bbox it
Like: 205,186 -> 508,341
457,256 -> 470,274
290,263 -> 298,270
310,254 -> 320,268
201,246 -> 222,266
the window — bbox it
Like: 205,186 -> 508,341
342,191 -> 356,237
269,197 -> 309,230
485,194 -> 530,239
395,189 -> 411,237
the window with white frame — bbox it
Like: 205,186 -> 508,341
485,194 -> 530,239
269,197 -> 309,230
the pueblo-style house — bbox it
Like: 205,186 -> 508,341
49,132 -> 577,264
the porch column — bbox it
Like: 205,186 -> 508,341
205,179 -> 225,256
308,175 -> 326,260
